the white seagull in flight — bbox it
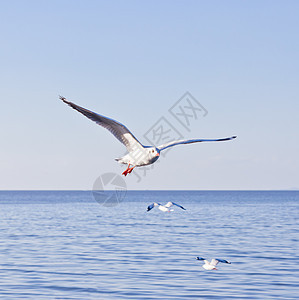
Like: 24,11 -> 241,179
147,201 -> 186,212
196,257 -> 231,270
60,96 -> 236,176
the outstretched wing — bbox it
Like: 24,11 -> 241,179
60,96 -> 144,153
157,136 -> 237,152
147,203 -> 155,211
196,257 -> 205,261
215,259 -> 231,264
147,203 -> 160,212
172,202 -> 186,210
210,259 -> 220,266
165,201 -> 186,210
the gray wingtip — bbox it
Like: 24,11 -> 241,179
196,257 -> 204,260
59,96 -> 78,110
59,95 -> 69,104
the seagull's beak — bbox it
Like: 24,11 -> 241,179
156,152 -> 160,157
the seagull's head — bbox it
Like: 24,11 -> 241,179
148,147 -> 160,162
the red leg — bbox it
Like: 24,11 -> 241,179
127,166 -> 135,174
122,164 -> 135,176
122,164 -> 131,176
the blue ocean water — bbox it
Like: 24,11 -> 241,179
0,191 -> 298,299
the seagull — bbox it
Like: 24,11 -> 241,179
196,257 -> 231,270
147,201 -> 186,212
60,96 -> 236,176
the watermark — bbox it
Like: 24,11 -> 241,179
169,91 -> 208,131
92,172 -> 127,207
143,117 -> 183,157
132,91 -> 208,181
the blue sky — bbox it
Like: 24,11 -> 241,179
0,0 -> 298,190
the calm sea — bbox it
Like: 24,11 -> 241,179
0,191 -> 298,299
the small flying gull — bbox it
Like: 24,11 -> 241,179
60,96 -> 236,176
196,257 -> 231,270
147,201 -> 186,212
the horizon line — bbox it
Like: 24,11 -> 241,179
0,189 -> 298,192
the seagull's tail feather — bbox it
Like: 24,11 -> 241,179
115,157 -> 126,164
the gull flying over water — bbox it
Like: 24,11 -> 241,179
60,96 -> 236,176
196,257 -> 231,270
147,201 -> 186,212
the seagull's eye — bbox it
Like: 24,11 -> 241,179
152,150 -> 154,153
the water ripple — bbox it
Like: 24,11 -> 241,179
0,191 -> 298,299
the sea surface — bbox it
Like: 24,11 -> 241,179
0,191 -> 298,299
